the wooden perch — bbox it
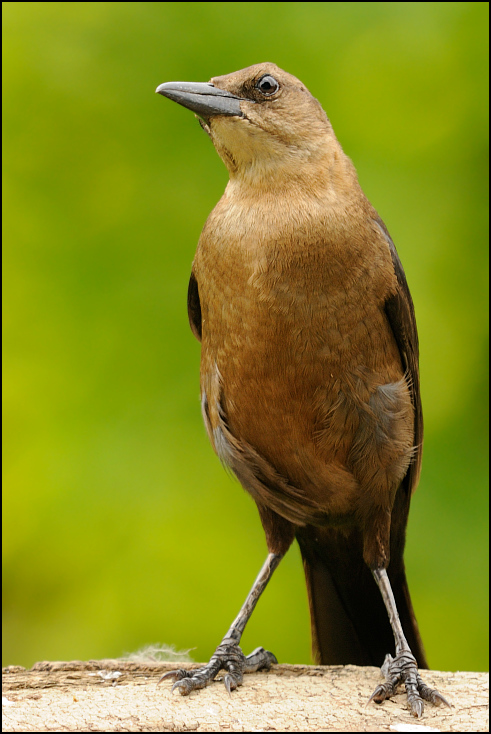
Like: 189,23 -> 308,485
2,659 -> 488,732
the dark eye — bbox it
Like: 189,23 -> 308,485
256,75 -> 279,96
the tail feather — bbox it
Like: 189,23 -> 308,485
296,524 -> 427,668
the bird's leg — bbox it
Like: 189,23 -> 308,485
369,568 -> 450,717
159,553 -> 282,695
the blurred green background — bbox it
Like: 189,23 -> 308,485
3,2 -> 488,672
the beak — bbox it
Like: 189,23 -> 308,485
156,81 -> 243,119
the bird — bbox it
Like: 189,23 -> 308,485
155,63 -> 449,717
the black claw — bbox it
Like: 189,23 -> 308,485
410,698 -> 424,719
223,673 -> 237,696
434,692 -> 452,709
172,679 -> 192,695
158,668 -> 191,685
368,684 -> 388,705
418,681 -> 451,708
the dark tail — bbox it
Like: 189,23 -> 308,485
296,522 -> 428,668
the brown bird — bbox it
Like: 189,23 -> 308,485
155,63 -> 449,717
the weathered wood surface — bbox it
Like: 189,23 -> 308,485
2,660 -> 488,732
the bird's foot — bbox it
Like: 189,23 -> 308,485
158,638 -> 277,696
369,650 -> 451,718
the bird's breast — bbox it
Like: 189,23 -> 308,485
195,203 -> 399,376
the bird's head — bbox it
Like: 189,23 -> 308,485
156,63 -> 340,188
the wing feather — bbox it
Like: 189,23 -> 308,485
377,218 -> 423,494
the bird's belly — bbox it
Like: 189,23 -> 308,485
199,280 -> 411,511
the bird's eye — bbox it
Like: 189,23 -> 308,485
256,75 -> 279,96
